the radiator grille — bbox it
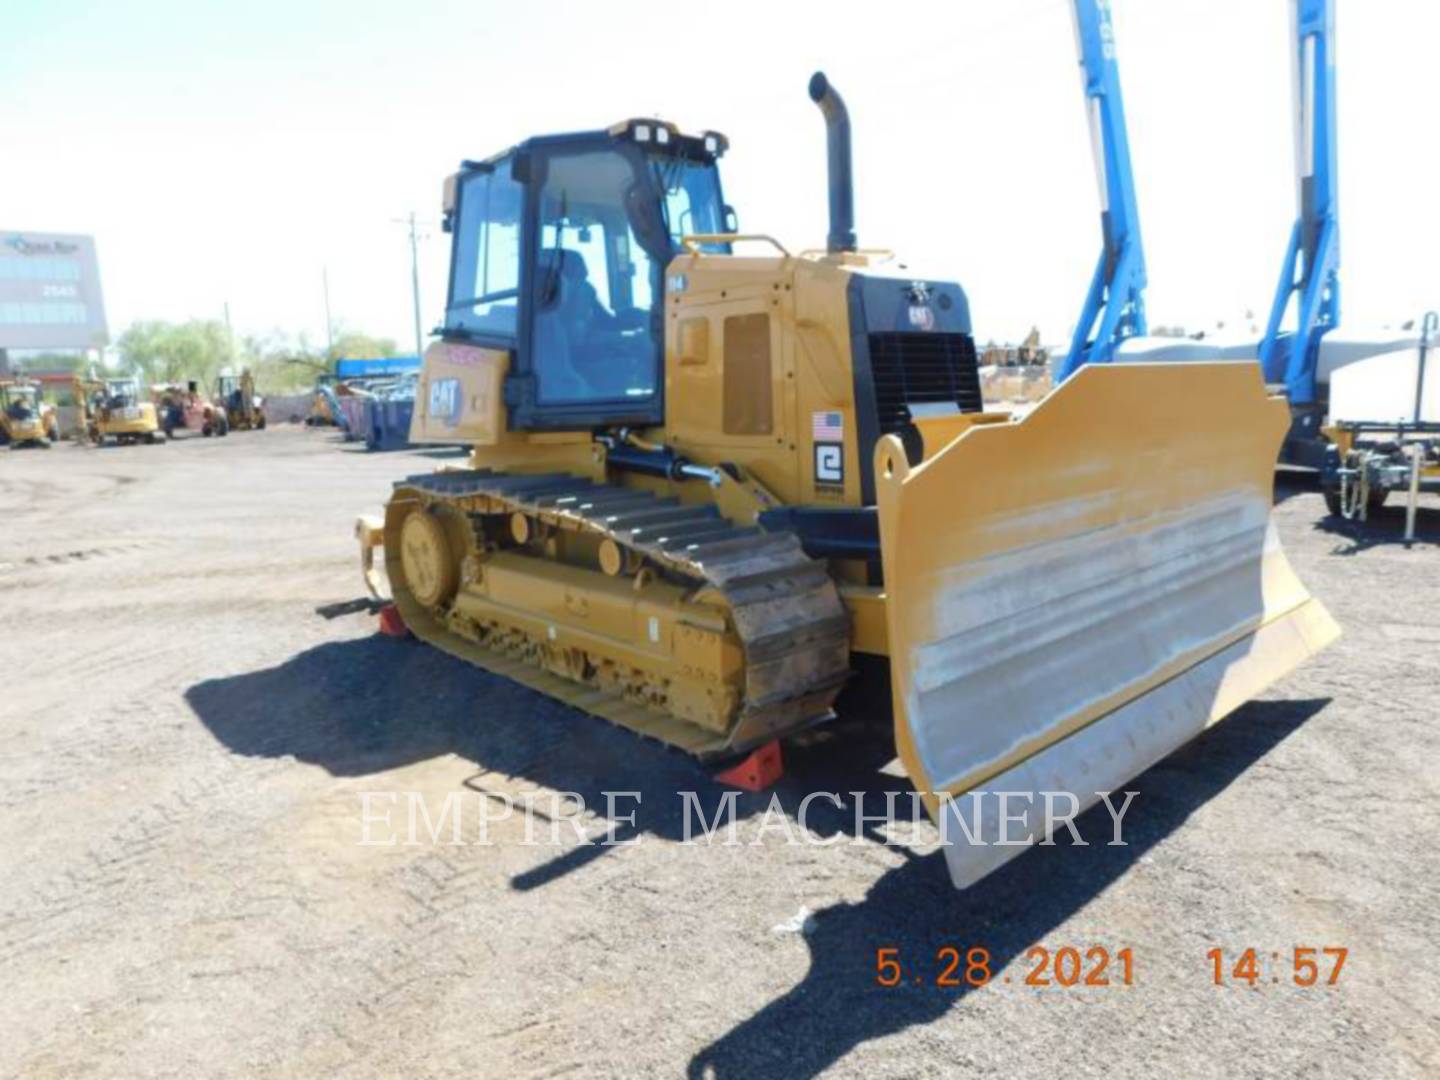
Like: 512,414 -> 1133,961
867,332 -> 983,436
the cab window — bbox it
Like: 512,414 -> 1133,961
532,149 -> 663,405
448,161 -> 524,340
652,158 -> 729,252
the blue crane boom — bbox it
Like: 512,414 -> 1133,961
1258,0 -> 1339,406
1056,0 -> 1147,382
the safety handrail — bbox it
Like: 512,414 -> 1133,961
680,233 -> 790,256
796,247 -> 896,263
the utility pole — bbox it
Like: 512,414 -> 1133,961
223,301 -> 235,371
321,266 -> 335,359
394,212 -> 427,361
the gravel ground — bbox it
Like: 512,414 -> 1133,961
2,426 -> 1437,1079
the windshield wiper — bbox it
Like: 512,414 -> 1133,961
540,189 -> 569,302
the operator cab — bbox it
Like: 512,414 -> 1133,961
217,374 -> 242,409
104,379 -> 139,410
441,120 -> 733,430
2,383 -> 39,419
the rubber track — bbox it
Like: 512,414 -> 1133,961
392,469 -> 852,753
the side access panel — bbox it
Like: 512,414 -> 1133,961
409,340 -> 509,445
875,362 -> 1339,889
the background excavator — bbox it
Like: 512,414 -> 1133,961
357,15 -> 1338,889
74,375 -> 164,446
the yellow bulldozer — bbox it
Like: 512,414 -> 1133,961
74,375 -> 164,446
0,377 -> 61,447
357,75 -> 1338,888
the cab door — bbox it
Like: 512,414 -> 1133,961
509,141 -> 670,431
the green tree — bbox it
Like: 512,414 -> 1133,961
15,351 -> 87,374
328,330 -> 401,362
114,320 -> 406,395
116,320 -> 233,387
238,330 -> 327,394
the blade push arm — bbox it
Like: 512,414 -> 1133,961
1057,0 -> 1147,382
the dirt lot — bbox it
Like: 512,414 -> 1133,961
2,426 -> 1438,1078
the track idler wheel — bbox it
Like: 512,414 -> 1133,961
399,509 -> 459,608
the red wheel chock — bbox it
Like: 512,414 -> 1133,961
714,740 -> 784,792
377,603 -> 410,638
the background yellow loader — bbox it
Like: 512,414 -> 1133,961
218,370 -> 267,431
358,74 -> 1338,889
0,378 -> 60,448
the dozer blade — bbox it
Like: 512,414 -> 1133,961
874,362 -> 1339,889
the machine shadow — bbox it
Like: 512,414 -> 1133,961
686,694 -> 1331,1080
1272,468 -> 1321,505
183,635 -> 904,869
187,637 -> 1329,1075
1314,501 -> 1440,552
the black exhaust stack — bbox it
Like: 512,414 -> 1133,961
808,71 -> 856,254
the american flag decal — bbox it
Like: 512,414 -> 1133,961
812,411 -> 844,441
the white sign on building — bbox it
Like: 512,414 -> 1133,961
0,231 -> 109,351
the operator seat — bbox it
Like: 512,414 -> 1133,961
534,249 -> 609,400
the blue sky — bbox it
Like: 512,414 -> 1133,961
3,0 -> 1435,351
